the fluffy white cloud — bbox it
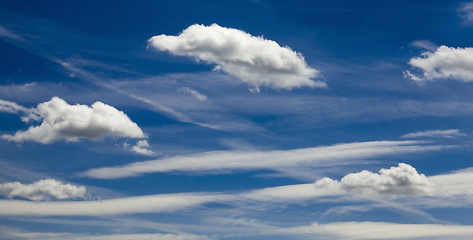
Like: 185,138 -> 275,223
132,140 -> 156,156
148,24 -> 325,91
81,141 -> 446,179
315,163 -> 435,196
401,129 -> 467,138
2,97 -> 144,144
405,45 -> 473,82
0,179 -> 86,201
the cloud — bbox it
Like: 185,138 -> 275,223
0,179 -> 86,201
2,97 -> 145,144
0,99 -> 40,122
178,87 -> 208,101
81,141 -> 447,179
2,166 -> 473,216
132,140 -> 156,156
401,129 -> 467,138
148,24 -> 325,91
0,25 -> 26,42
458,2 -> 473,24
0,226 -> 212,240
315,163 -> 435,196
410,40 -> 439,51
0,193 -> 231,216
279,221 -> 473,239
405,45 -> 473,82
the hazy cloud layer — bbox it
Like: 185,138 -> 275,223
132,140 -> 156,156
405,45 -> 473,82
315,163 -> 435,196
81,141 -> 446,179
401,129 -> 467,138
0,179 -> 86,201
148,24 -> 324,91
2,97 -> 144,144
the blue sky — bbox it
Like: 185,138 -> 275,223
1,0 -> 473,239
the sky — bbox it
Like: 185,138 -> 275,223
1,0 -> 473,239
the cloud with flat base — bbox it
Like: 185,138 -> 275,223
2,97 -> 145,144
148,23 -> 325,92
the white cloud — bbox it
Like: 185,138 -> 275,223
411,40 -> 438,51
132,140 -> 156,156
458,2 -> 473,24
0,179 -> 86,201
178,87 -> 208,101
0,193 -> 231,216
405,45 -> 473,82
0,226 -> 212,240
0,99 -> 40,122
315,163 -> 435,196
401,129 -> 467,138
2,97 -> 144,144
2,166 -> 473,216
279,221 -> 473,239
148,24 -> 325,91
0,25 -> 26,42
81,141 -> 446,179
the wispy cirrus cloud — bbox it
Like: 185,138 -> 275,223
401,129 -> 467,139
148,23 -> 325,91
0,99 -> 40,122
458,2 -> 473,24
81,141 -> 448,179
178,87 -> 208,101
277,221 -> 473,240
0,225 -> 212,240
2,97 -> 145,144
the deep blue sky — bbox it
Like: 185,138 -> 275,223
1,1 -> 473,239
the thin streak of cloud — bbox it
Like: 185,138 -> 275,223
81,141 -> 447,179
401,129 -> 467,139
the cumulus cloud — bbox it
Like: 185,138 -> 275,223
315,163 -> 435,196
178,87 -> 208,101
148,24 -> 325,91
81,141 -> 446,179
2,97 -> 144,144
131,140 -> 156,156
401,129 -> 467,138
405,45 -> 473,82
0,179 -> 86,201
